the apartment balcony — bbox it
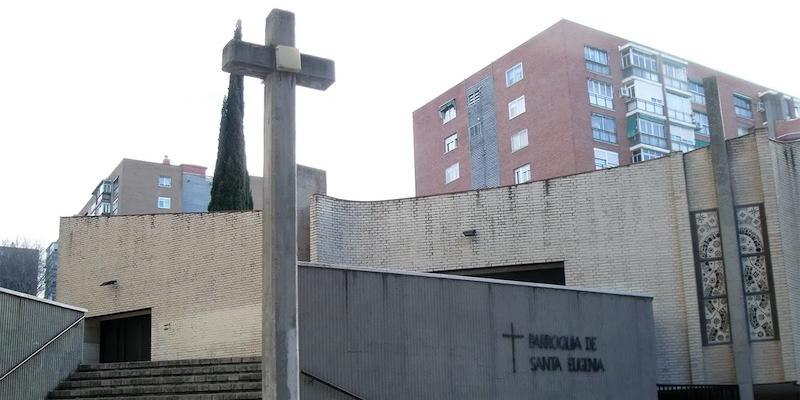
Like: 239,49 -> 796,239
627,98 -> 664,116
668,108 -> 694,124
623,66 -> 660,83
664,76 -> 689,92
629,132 -> 668,149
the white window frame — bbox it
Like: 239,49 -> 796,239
157,196 -> 171,210
158,175 -> 172,188
514,164 -> 532,184
445,163 -> 460,184
593,148 -> 619,170
511,129 -> 529,152
505,63 -> 524,87
588,79 -> 613,110
508,96 -> 526,120
444,133 -> 458,153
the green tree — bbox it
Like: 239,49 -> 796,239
209,20 -> 253,212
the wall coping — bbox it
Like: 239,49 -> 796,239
0,287 -> 87,313
299,262 -> 654,299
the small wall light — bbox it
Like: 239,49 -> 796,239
100,280 -> 118,286
462,229 -> 477,237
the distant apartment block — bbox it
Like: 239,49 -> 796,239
44,242 -> 58,300
413,19 -> 800,196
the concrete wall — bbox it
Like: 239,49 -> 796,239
310,131 -> 798,386
312,152 -> 695,384
0,288 -> 85,400
299,263 -> 656,400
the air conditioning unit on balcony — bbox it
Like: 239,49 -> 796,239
619,87 -> 632,98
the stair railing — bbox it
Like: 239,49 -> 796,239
0,314 -> 85,383
301,370 -> 366,399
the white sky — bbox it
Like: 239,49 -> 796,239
1,0 -> 798,246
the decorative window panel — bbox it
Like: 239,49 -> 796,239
691,210 -> 732,345
736,204 -> 778,341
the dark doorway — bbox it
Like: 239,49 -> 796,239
99,314 -> 151,363
438,262 -> 566,285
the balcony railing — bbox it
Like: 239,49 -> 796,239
627,98 -> 664,116
668,108 -> 693,124
664,76 -> 689,92
629,132 -> 668,149
623,66 -> 659,82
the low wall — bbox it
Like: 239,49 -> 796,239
299,263 -> 657,399
0,288 -> 85,400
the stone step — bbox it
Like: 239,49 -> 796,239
77,357 -> 261,371
49,381 -> 261,399
68,363 -> 261,381
58,372 -> 261,389
52,394 -> 261,400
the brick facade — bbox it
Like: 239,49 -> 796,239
413,19 -> 779,197
312,131 -> 800,386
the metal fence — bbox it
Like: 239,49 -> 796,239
0,287 -> 85,400
658,384 -> 740,400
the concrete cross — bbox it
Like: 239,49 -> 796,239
221,9 -> 334,400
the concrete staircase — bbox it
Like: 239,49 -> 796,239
47,357 -> 262,399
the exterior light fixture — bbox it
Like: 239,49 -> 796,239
462,229 -> 477,237
100,280 -> 118,286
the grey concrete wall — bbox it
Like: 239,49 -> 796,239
298,263 -> 657,399
0,288 -> 85,400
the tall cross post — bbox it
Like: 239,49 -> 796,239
221,9 -> 334,399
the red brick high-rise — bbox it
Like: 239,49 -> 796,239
413,19 -> 800,196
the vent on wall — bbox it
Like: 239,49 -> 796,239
468,90 -> 481,106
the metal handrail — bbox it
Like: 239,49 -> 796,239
0,315 -> 85,382
302,369 -> 365,399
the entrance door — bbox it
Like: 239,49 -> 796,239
99,314 -> 151,363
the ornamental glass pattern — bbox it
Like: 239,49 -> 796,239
691,210 -> 731,344
736,204 -> 777,340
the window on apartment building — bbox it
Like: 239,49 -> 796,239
444,133 -> 458,153
591,113 -> 617,144
467,89 -> 481,106
662,62 -> 688,91
694,112 -> 710,135
584,46 -> 609,75
594,148 -> 619,169
157,196 -> 171,209
621,47 -> 659,81
514,164 -> 531,184
445,163 -> 460,184
737,125 -> 751,137
511,129 -> 529,152
670,125 -> 696,153
506,63 -> 524,87
111,198 -> 119,215
439,100 -> 456,124
688,80 -> 706,105
158,175 -> 172,188
508,96 -> 526,119
631,148 -> 667,163
112,177 -> 120,196
794,98 -> 800,119
588,79 -> 613,109
733,94 -> 753,119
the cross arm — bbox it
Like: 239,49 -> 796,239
222,39 -> 335,91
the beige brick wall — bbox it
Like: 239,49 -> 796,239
57,212 -> 263,361
310,134 -> 798,385
312,153 -> 696,383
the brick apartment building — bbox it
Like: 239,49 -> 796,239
413,19 -> 800,196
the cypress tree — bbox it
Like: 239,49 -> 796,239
209,20 -> 253,211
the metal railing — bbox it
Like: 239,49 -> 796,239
627,98 -> 664,115
302,370 -> 365,399
629,132 -> 668,149
668,108 -> 693,124
0,315 -> 84,383
664,77 -> 689,92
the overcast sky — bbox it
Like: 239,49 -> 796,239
1,0 -> 798,247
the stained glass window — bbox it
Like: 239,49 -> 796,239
691,210 -> 731,344
736,204 -> 777,341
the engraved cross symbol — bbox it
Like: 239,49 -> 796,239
502,322 -> 524,373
